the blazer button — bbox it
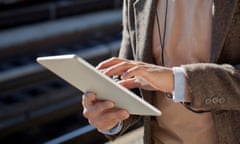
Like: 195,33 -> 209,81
212,97 -> 219,104
205,98 -> 211,105
219,97 -> 226,104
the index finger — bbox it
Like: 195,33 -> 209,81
96,57 -> 126,70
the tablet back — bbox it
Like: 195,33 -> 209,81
37,54 -> 161,116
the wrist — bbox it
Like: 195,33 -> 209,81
163,68 -> 174,92
98,122 -> 122,135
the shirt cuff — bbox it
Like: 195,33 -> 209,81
98,122 -> 122,135
172,67 -> 186,102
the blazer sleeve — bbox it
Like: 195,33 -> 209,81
182,63 -> 240,111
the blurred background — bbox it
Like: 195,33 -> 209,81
0,0 -> 128,143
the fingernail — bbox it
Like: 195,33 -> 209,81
85,91 -> 91,95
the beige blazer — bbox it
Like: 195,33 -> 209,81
109,0 -> 240,144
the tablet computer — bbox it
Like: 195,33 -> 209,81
37,54 -> 161,116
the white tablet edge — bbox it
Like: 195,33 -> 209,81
37,54 -> 161,116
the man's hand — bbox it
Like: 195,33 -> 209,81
82,57 -> 174,131
97,57 -> 174,93
82,92 -> 130,131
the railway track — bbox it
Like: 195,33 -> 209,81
0,7 -> 122,144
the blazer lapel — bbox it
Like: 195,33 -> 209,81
211,0 -> 238,62
133,0 -> 157,63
